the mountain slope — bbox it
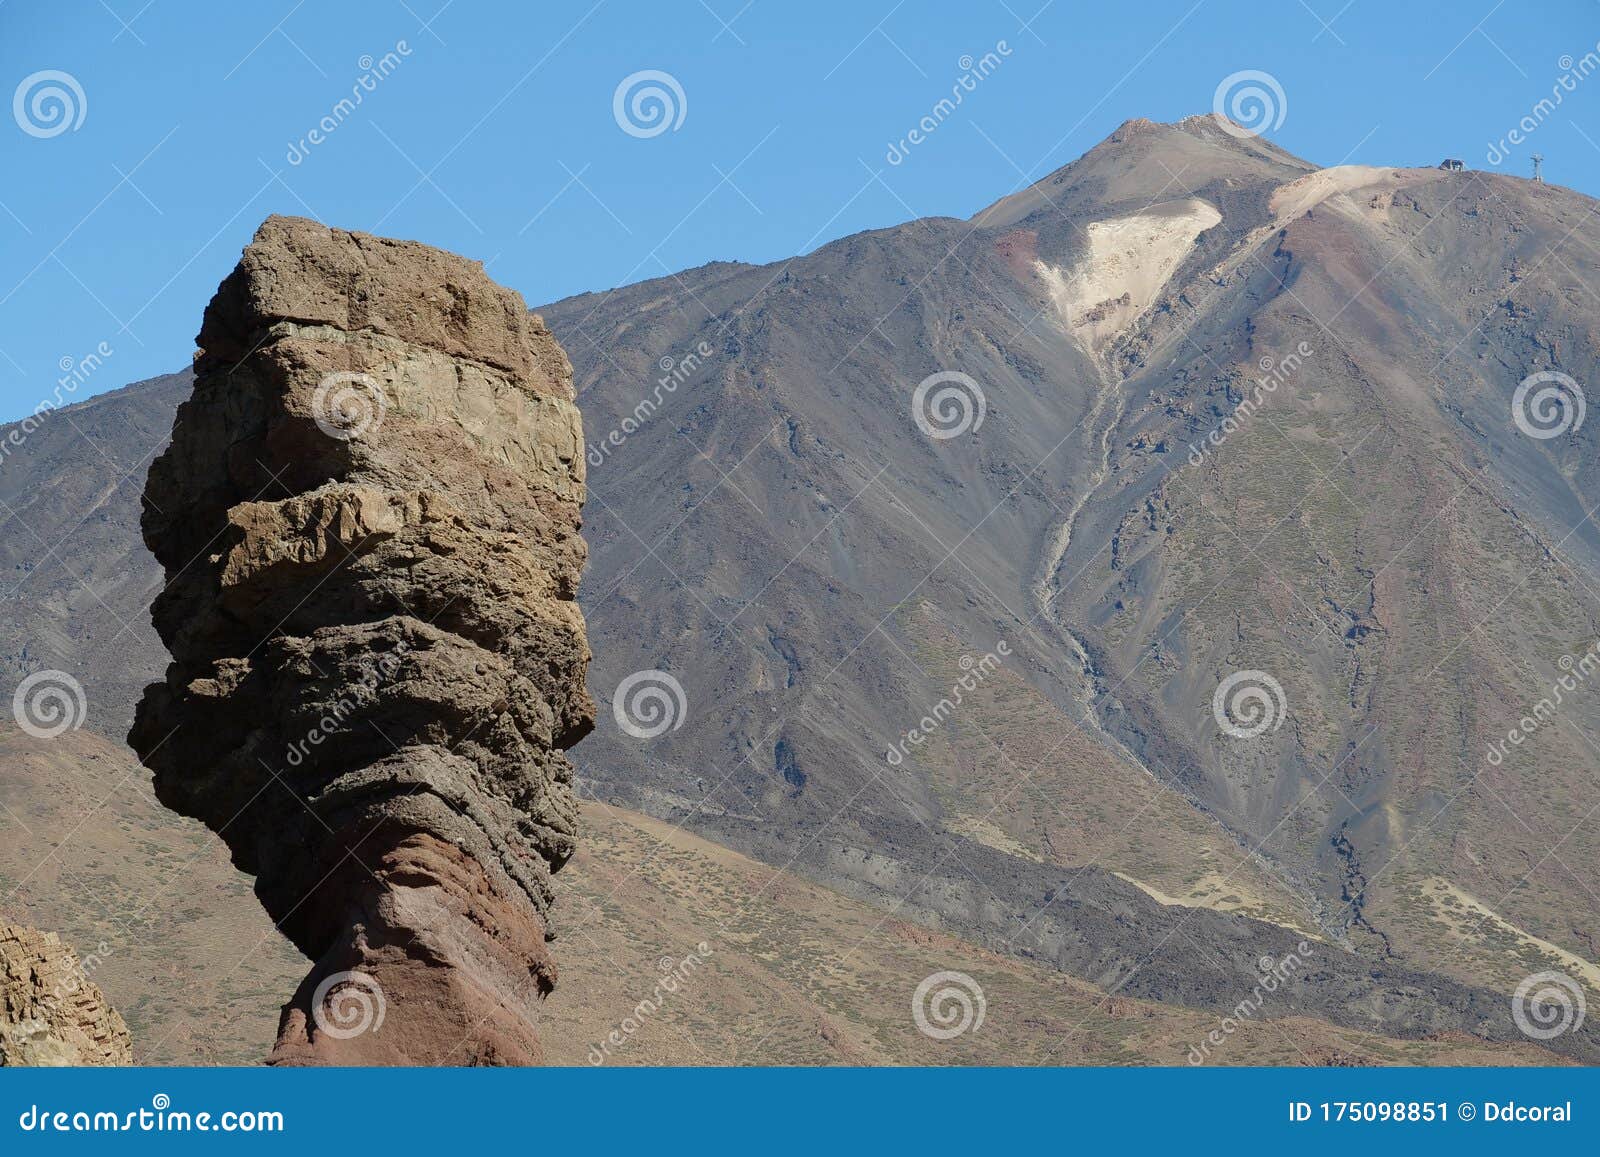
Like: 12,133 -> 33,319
540,116 -> 1600,1042
0,371 -> 190,739
0,726 -> 1568,1067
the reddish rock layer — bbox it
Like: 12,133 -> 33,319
130,216 -> 592,1065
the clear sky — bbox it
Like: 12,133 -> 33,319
2,0 -> 1597,421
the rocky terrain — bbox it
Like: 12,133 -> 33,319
0,920 -> 131,1065
128,216 -> 592,1064
0,725 -> 1570,1067
1,118 -> 1597,1063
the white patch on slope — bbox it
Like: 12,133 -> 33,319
1035,198 -> 1221,354
1268,164 -> 1392,220
1268,164 -> 1446,222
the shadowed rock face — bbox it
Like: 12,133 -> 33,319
0,923 -> 131,1066
129,215 -> 592,1065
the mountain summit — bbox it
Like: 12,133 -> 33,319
546,116 -> 1600,1055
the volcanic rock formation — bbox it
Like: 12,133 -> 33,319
129,215 -> 592,1065
0,923 -> 131,1066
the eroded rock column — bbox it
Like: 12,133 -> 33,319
130,215 -> 592,1065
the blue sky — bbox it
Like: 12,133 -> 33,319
1,0 -> 1597,421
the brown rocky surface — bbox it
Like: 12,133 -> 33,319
8,727 -> 1566,1067
128,215 -> 592,1065
0,922 -> 131,1066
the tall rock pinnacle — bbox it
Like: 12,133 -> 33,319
130,216 -> 593,1065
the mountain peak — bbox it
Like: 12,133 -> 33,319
972,114 -> 1314,228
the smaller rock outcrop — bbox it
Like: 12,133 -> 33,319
0,923 -> 131,1066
